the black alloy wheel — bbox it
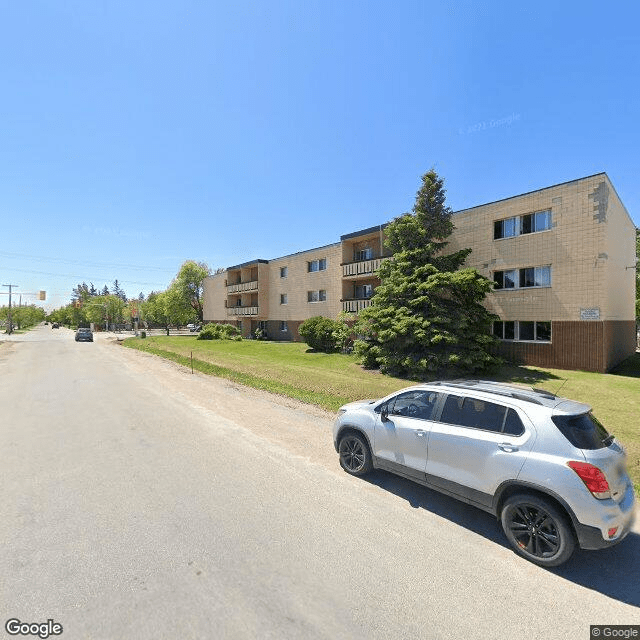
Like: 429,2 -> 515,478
501,494 -> 575,567
338,433 -> 372,477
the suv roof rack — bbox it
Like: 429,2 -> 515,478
429,380 -> 545,406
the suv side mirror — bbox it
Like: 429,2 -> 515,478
381,406 -> 389,422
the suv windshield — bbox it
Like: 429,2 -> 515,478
551,412 -> 612,450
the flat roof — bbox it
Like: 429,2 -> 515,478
227,258 -> 269,270
453,172 -> 608,215
341,224 -> 388,241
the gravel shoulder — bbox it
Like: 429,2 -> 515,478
108,336 -> 339,470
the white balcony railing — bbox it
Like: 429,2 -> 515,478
342,299 -> 373,313
342,257 -> 384,278
227,306 -> 259,316
226,280 -> 259,294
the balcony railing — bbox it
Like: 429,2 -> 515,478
226,280 -> 259,294
227,306 -> 259,316
342,257 -> 384,278
342,299 -> 373,313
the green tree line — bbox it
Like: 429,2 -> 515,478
1,304 -> 46,330
47,261 -> 212,330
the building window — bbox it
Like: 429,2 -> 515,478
307,290 -> 327,302
520,266 -> 551,288
493,270 -> 517,289
308,258 -> 327,272
494,217 -> 518,239
354,247 -> 373,261
280,293 -> 287,305
354,284 -> 373,299
493,320 -> 551,342
494,210 -> 552,239
494,266 -> 551,290
280,266 -> 288,278
280,321 -> 288,332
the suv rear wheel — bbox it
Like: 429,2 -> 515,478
338,432 -> 373,477
501,494 -> 575,567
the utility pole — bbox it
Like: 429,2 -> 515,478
2,284 -> 17,334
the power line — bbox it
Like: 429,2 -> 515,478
0,250 -> 175,272
0,266 -> 168,288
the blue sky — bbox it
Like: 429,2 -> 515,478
1,0 -> 639,310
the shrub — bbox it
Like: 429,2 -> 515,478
197,323 -> 241,341
298,316 -> 342,352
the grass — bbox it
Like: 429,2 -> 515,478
122,336 -> 640,493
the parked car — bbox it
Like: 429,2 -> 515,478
189,324 -> 201,332
333,380 -> 636,567
75,327 -> 93,342
51,322 -> 59,329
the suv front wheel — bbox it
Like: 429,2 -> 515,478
501,494 -> 575,567
338,432 -> 373,477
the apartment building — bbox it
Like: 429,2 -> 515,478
203,172 -> 637,372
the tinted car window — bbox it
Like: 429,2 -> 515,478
551,412 -> 611,450
440,395 -> 518,433
385,390 -> 439,420
503,408 -> 525,436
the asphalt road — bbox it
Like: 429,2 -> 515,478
1,325 -> 639,640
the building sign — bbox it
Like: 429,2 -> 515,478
580,308 -> 600,320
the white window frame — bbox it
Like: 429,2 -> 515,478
307,290 -> 327,303
354,247 -> 373,262
307,258 -> 327,272
494,210 -> 552,240
493,266 -> 551,290
493,320 -> 552,342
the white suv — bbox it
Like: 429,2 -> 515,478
333,380 -> 636,566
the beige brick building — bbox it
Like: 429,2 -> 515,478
203,173 -> 637,372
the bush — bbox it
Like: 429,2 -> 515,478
298,316 -> 343,352
197,323 -> 242,341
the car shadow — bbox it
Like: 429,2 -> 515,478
364,469 -> 640,608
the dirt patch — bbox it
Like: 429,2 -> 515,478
109,340 -> 338,467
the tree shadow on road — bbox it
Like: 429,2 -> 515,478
364,469 -> 640,608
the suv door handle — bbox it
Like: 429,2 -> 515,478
498,443 -> 519,453
415,430 -> 426,437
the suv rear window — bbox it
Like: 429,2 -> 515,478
551,412 -> 611,450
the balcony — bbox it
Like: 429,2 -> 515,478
226,280 -> 259,294
227,306 -> 259,317
342,257 -> 384,278
342,298 -> 373,313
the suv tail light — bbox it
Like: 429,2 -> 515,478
567,461 -> 611,499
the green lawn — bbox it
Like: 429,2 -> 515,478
123,336 -> 640,493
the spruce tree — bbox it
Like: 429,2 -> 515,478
354,170 -> 501,378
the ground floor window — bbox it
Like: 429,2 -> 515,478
280,321 -> 288,332
493,320 -> 551,342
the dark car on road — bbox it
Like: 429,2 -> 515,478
51,322 -> 59,329
75,327 -> 93,342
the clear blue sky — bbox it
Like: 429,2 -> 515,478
1,0 -> 638,310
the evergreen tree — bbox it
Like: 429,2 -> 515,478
354,170 -> 501,378
112,279 -> 127,302
101,285 -> 109,296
